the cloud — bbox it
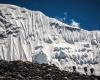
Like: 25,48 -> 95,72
64,12 -> 67,16
55,16 -> 64,22
55,12 -> 68,22
71,19 -> 80,28
63,12 -> 67,21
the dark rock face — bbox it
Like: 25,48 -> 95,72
0,60 -> 99,80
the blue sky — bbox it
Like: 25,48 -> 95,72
0,0 -> 100,30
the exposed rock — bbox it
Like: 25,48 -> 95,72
0,60 -> 99,80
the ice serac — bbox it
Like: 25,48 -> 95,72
0,4 -> 100,75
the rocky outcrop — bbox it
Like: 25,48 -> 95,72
0,60 -> 99,80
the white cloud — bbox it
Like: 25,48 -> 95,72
63,12 -> 67,21
71,19 -> 80,28
64,12 -> 67,16
55,16 -> 64,22
55,12 -> 68,22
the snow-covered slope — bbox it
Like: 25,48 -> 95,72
0,4 -> 100,75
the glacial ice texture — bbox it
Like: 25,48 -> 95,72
0,4 -> 100,75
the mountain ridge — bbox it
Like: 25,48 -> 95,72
0,4 -> 100,75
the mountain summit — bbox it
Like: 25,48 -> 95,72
0,4 -> 100,75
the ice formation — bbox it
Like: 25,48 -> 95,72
0,4 -> 100,75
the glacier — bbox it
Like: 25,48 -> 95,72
0,4 -> 100,75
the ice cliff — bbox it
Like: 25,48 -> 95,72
0,4 -> 100,75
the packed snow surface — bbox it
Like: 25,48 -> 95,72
0,4 -> 100,75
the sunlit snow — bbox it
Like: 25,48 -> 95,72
0,4 -> 100,75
